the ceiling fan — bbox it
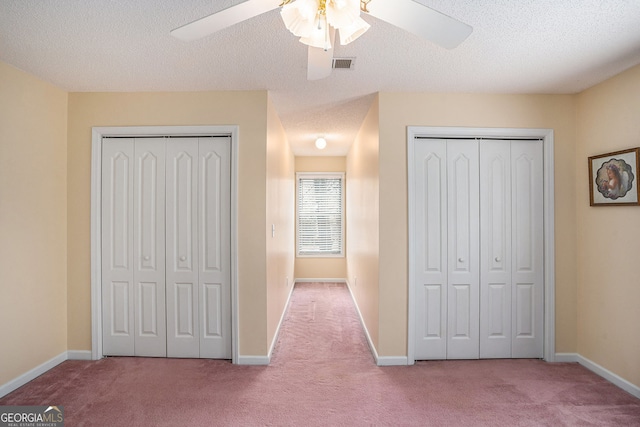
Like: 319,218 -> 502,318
171,0 -> 472,80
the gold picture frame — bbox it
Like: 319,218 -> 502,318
588,148 -> 640,206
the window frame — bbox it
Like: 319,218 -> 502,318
296,172 -> 345,258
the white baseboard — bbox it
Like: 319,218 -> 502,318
577,354 -> 640,399
555,352 -> 640,398
67,350 -> 93,361
0,352 -> 67,398
267,281 -> 297,361
345,280 -> 408,366
553,352 -> 578,363
377,357 -> 409,366
344,280 -> 379,364
236,355 -> 270,366
294,278 -> 347,284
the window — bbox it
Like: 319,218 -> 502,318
296,172 -> 344,257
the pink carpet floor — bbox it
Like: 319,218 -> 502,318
2,282 -> 639,426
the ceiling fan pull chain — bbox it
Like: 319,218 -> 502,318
324,13 -> 330,51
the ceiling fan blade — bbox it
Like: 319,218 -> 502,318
307,28 -> 336,81
171,0 -> 279,42
365,0 -> 472,49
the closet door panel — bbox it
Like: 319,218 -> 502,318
138,282 -> 159,335
446,140 -> 479,359
511,140 -> 544,358
199,137 -> 232,358
166,139 -> 200,358
133,139 -> 166,357
102,139 -> 135,356
413,140 -> 448,359
175,282 -> 196,336
480,141 -> 512,358
109,282 -> 131,337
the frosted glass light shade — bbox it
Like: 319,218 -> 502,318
315,137 -> 327,149
280,0 -> 318,38
299,14 -> 330,50
326,0 -> 360,29
339,17 -> 370,45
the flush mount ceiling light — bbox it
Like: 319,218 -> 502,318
315,137 -> 327,149
171,0 -> 472,81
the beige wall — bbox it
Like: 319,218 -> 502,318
294,156 -> 347,279
346,95 -> 380,349
66,91 -> 271,356
4,54 -> 640,392
377,93 -> 578,356
0,62 -> 68,384
266,96 -> 296,351
576,64 -> 640,388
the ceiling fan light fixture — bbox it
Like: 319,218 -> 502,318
339,16 -> 370,45
299,14 -> 331,50
280,0 -> 318,37
282,0 -> 367,48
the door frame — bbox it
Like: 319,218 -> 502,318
90,125 -> 239,363
407,126 -> 555,364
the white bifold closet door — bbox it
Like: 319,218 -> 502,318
101,137 -> 231,359
414,138 -> 543,360
479,140 -> 543,358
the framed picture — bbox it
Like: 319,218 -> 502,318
588,148 -> 640,206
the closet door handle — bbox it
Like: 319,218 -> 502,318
180,256 -> 186,262
458,257 -> 464,263
143,256 -> 150,261
494,257 -> 501,262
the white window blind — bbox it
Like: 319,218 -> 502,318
297,173 -> 344,257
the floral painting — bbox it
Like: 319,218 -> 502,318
589,148 -> 640,206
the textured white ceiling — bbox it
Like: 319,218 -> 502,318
2,0 -> 640,155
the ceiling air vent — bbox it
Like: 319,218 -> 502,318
332,57 -> 355,70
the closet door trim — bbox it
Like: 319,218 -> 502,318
407,126 -> 555,365
91,126 -> 239,363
